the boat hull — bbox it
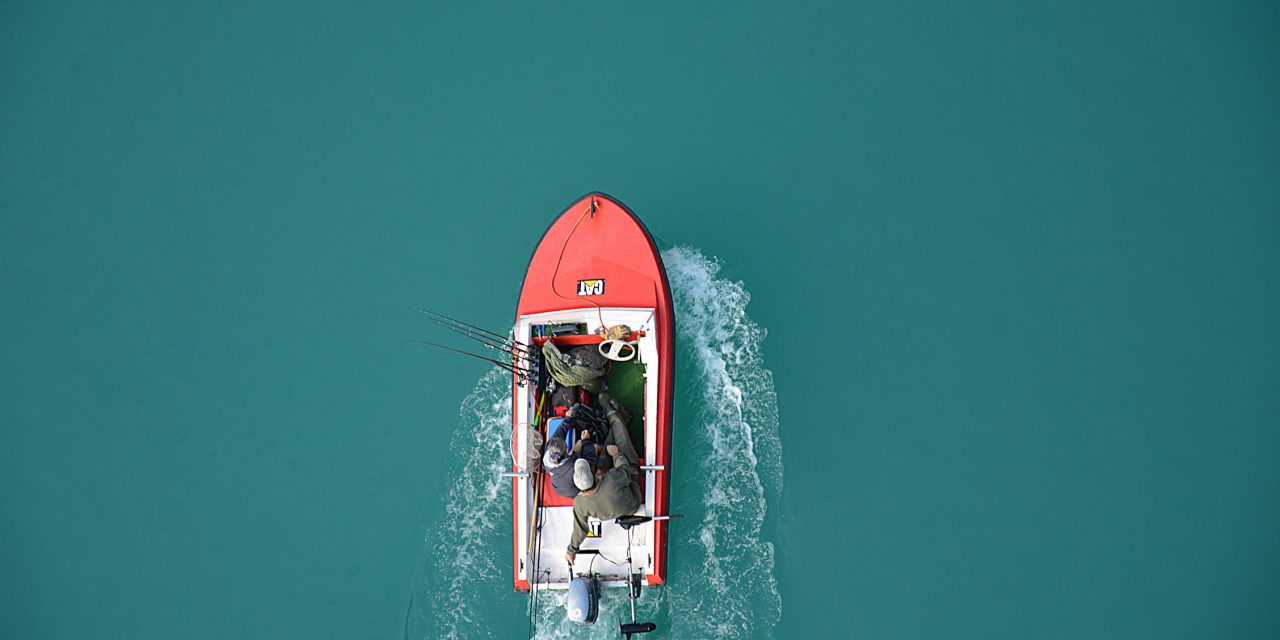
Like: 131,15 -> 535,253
511,193 -> 674,591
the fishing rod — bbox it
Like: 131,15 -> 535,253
417,311 -> 531,360
426,315 -> 532,362
426,313 -> 532,357
527,383 -> 552,638
417,309 -> 528,354
407,340 -> 532,382
407,340 -> 531,372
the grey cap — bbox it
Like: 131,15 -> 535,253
543,438 -> 568,470
573,459 -> 595,491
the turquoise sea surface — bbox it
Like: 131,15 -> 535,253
3,2 -> 1278,639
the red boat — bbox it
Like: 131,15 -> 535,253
510,193 -> 675,611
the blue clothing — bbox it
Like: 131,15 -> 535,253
548,420 -> 598,498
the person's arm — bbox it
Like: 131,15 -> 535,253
572,428 -> 592,455
607,444 -> 632,471
567,501 -> 589,555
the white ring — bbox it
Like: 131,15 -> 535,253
598,339 -> 637,362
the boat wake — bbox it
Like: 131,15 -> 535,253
406,368 -> 513,640
662,246 -> 783,639
408,247 -> 783,639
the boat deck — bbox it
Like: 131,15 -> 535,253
513,308 -> 662,590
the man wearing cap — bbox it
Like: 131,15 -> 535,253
544,419 -> 598,499
564,391 -> 643,565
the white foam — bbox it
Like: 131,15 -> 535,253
663,246 -> 784,639
531,588 -> 664,640
418,368 -> 512,639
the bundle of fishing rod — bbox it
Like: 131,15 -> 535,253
409,309 -> 534,385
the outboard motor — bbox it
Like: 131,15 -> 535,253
615,515 -> 674,639
566,574 -> 599,625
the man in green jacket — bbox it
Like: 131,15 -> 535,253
564,391 -> 642,564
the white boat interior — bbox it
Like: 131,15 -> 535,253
512,307 -> 661,590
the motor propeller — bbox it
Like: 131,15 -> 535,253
620,622 -> 657,637
613,514 -> 683,638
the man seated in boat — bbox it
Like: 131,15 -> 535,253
543,415 -> 599,499
564,391 -> 642,565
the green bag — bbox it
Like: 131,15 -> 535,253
542,342 -> 605,392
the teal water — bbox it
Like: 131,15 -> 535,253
3,2 -> 1278,639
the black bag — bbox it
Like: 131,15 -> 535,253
564,403 -> 609,443
551,385 -> 579,409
